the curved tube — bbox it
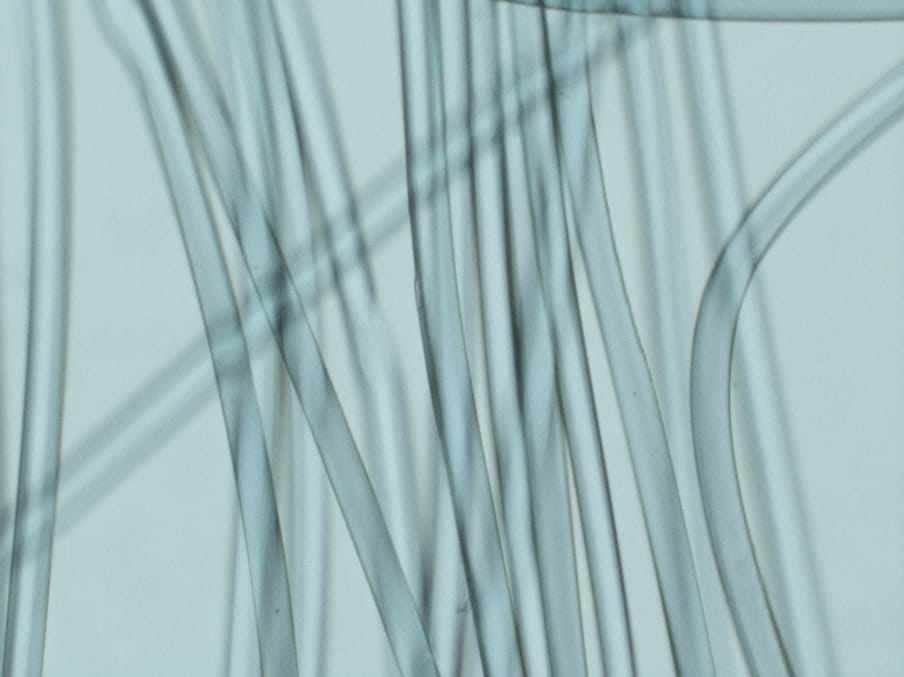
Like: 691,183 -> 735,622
680,13 -> 837,676
691,59 -> 904,677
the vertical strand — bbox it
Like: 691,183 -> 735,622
396,0 -> 526,674
2,2 -> 70,676
506,7 -> 636,676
